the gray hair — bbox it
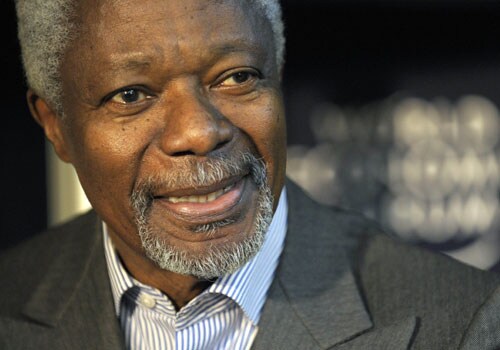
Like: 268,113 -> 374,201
15,0 -> 285,115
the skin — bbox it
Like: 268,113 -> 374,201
28,0 -> 287,309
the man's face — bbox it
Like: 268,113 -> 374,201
55,0 -> 286,276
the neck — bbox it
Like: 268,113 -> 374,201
108,229 -> 212,311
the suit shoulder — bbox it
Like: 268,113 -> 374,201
359,233 -> 500,294
285,180 -> 500,348
0,211 -> 97,268
0,211 -> 98,313
286,179 -> 384,245
358,233 -> 500,348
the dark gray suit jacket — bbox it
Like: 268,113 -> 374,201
1,181 -> 499,349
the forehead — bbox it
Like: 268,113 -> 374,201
70,0 -> 273,66
78,0 -> 258,24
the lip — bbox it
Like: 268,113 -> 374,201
153,175 -> 253,224
153,175 -> 244,198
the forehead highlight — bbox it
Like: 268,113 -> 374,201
68,0 -> 275,72
106,41 -> 268,73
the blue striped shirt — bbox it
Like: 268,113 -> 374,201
103,189 -> 288,350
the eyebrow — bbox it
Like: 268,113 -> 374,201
211,40 -> 263,56
107,52 -> 154,74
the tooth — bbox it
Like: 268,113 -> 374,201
166,186 -> 233,204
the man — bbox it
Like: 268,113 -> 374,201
1,0 -> 499,349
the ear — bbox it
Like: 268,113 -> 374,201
27,90 -> 72,163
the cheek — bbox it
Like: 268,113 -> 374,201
222,91 -> 287,192
64,118 -> 149,208
254,101 -> 286,173
261,100 -> 287,196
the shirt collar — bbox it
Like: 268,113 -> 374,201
103,187 -> 288,324
207,188 -> 287,323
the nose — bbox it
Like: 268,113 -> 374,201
159,88 -> 233,157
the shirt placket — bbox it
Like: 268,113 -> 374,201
132,288 -> 176,350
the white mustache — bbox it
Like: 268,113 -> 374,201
130,152 -> 267,214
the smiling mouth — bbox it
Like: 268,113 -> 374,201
151,175 -> 254,221
166,184 -> 235,204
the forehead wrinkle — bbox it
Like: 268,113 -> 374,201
76,0 -> 270,78
107,53 -> 154,74
212,41 -> 263,56
202,40 -> 269,69
108,49 -> 163,72
94,43 -> 262,86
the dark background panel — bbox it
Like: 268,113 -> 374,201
2,0 -> 46,248
282,2 -> 500,145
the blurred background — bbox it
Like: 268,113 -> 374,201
3,0 -> 500,271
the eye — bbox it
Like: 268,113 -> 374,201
219,70 -> 259,87
109,88 -> 150,104
101,86 -> 156,115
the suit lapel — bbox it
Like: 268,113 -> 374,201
276,252 -> 373,349
334,316 -> 417,350
252,280 -> 322,350
17,212 -> 124,349
254,181 -> 416,349
459,285 -> 500,350
22,212 -> 103,325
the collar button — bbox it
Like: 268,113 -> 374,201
138,293 -> 156,309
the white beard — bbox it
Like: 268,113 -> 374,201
130,153 -> 274,279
